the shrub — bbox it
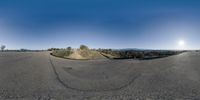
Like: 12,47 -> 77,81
67,47 -> 72,51
52,49 -> 73,57
48,48 -> 59,51
79,49 -> 90,58
80,45 -> 89,50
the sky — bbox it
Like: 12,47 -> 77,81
0,0 -> 200,50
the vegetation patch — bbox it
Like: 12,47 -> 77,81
50,45 -> 185,60
52,48 -> 73,58
97,49 -> 184,60
51,45 -> 105,60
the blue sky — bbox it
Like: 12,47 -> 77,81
0,0 -> 200,50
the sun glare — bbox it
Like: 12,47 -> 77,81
178,40 -> 185,46
177,40 -> 186,50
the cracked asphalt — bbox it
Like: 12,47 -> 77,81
0,51 -> 200,100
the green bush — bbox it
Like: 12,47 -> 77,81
80,45 -> 89,50
79,45 -> 90,58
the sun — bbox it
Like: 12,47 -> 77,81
177,40 -> 186,50
178,40 -> 185,46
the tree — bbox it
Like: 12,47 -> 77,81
80,45 -> 89,50
1,45 -> 6,51
67,46 -> 72,51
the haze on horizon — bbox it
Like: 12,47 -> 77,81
0,0 -> 200,50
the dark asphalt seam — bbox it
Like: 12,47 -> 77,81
48,54 -> 141,92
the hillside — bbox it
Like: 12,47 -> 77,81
52,48 -> 105,60
67,49 -> 105,59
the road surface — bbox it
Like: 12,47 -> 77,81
0,51 -> 200,100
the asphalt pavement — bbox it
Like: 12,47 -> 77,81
0,51 -> 200,100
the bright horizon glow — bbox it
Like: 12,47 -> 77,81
177,40 -> 186,50
178,40 -> 185,46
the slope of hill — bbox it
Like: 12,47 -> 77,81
52,49 -> 105,60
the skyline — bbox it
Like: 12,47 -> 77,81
1,0 -> 200,50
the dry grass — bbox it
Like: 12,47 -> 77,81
52,49 -> 105,60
